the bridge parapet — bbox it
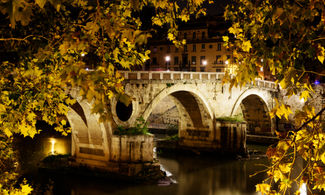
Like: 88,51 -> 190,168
119,71 -> 277,90
120,71 -> 224,81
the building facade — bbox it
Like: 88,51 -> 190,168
148,18 -> 234,72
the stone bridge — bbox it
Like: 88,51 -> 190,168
65,71 -> 278,174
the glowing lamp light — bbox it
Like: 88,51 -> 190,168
300,98 -> 305,103
81,53 -> 86,57
225,60 -> 229,65
50,138 -> 56,155
299,183 -> 307,195
261,58 -> 264,63
165,56 -> 170,62
202,60 -> 207,66
260,67 -> 264,72
314,80 -> 320,85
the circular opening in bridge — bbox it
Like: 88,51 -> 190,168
116,101 -> 133,121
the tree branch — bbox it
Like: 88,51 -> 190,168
294,107 -> 325,132
0,35 -> 50,42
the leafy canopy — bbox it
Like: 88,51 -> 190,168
0,0 -> 206,193
224,0 -> 325,194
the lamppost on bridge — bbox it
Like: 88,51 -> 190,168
165,55 -> 170,71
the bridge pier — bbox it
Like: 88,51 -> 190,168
67,90 -> 159,177
178,121 -> 246,154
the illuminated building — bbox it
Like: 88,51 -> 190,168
148,16 -> 233,72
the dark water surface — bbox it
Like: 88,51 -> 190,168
16,129 -> 267,195
24,153 -> 267,195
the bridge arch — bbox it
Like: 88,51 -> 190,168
231,88 -> 274,134
142,84 -> 214,123
66,90 -> 110,162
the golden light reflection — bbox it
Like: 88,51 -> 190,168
50,138 -> 56,155
47,137 -> 70,155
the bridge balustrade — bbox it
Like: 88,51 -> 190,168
120,71 -> 278,90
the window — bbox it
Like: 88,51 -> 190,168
216,68 -> 221,72
191,56 -> 196,65
174,56 -> 179,65
209,44 -> 213,49
160,47 -> 163,51
175,47 -> 179,52
152,57 -> 157,65
167,46 -> 170,53
200,67 -> 205,72
184,33 -> 187,39
200,56 -> 205,65
193,44 -> 196,52
153,47 -> 157,53
202,32 -> 206,39
193,32 -> 196,39
217,43 -> 221,51
216,55 -> 222,64
227,55 -> 231,59
201,44 -> 205,50
184,45 -> 188,52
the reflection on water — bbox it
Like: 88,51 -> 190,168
16,127 -> 267,195
28,153 -> 266,195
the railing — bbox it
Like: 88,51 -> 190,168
119,71 -> 278,90
120,71 -> 225,81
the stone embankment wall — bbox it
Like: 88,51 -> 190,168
180,121 -> 247,154
110,135 -> 154,162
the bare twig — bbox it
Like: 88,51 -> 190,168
0,35 -> 50,42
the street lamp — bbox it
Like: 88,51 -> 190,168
202,60 -> 207,66
165,55 -> 170,71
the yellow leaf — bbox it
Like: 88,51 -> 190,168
279,163 -> 291,173
222,36 -> 229,42
274,169 -> 283,183
3,128 -> 12,137
20,183 -> 33,194
277,140 -> 290,151
318,55 -> 324,64
61,119 -> 66,126
256,183 -> 270,194
318,46 -> 325,64
242,40 -> 252,52
0,104 -> 6,112
26,112 -> 36,122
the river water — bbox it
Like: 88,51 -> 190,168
16,128 -> 268,195
21,150 -> 267,195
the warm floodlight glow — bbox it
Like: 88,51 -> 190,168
165,56 -> 170,62
50,138 -> 56,155
260,67 -> 263,72
202,60 -> 207,66
299,183 -> 307,195
261,58 -> 264,63
300,98 -> 305,103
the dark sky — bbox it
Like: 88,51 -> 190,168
205,0 -> 229,16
